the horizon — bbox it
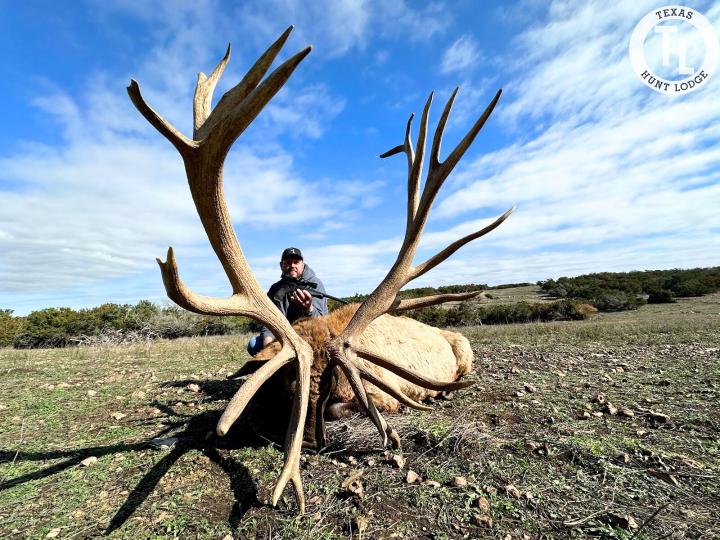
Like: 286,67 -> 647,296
2,1 -> 720,316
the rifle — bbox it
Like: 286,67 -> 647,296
273,275 -> 349,305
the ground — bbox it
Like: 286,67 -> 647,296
1,289 -> 718,539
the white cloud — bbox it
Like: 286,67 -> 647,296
441,35 -> 482,74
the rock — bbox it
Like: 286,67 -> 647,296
80,456 -> 98,467
366,457 -> 376,467
341,470 -> 364,497
472,514 -> 493,528
150,437 -> 178,450
476,496 -> 490,513
406,470 -> 420,484
87,390 -> 97,397
347,456 -> 358,465
618,453 -> 631,464
592,411 -> 604,417
221,535 -> 234,540
505,484 -> 521,498
604,402 -> 618,415
618,407 -> 634,417
523,383 -> 537,393
131,390 -> 146,399
11,416 -> 23,425
391,454 -> 406,469
511,367 -> 521,374
187,383 -> 201,393
484,485 -> 497,495
422,480 -> 441,488
308,495 -> 323,505
451,476 -> 468,487
649,411 -> 670,423
46,529 -> 61,538
110,412 -> 127,421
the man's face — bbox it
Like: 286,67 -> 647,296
280,256 -> 305,278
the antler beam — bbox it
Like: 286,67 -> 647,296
326,86 -> 513,450
128,26 -> 313,512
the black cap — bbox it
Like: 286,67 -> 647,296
281,247 -> 303,260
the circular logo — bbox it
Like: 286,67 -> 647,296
629,5 -> 719,95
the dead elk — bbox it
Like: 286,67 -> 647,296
127,26 -> 512,512
249,301 -> 475,450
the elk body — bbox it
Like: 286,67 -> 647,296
128,26 -> 512,512
252,302 -> 474,449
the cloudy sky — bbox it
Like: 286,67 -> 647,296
1,0 -> 719,315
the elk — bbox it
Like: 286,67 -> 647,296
127,26 -> 512,513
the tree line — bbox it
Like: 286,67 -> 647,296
2,267 -> 717,349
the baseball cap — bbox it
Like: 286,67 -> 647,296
281,247 -> 303,260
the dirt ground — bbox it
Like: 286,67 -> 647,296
1,290 -> 718,539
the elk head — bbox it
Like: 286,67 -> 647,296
128,26 -> 512,513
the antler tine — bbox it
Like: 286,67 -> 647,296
193,43 -> 231,136
196,26 -> 294,140
392,290 -> 486,312
412,206 -> 514,280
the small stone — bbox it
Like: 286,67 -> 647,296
46,529 -> 61,539
604,402 -> 618,415
366,457 -> 376,467
406,470 -> 420,484
484,485 -> 497,495
592,411 -> 604,417
615,367 -> 625,373
451,476 -> 468,487
308,495 -> 323,505
150,437 -> 178,450
131,390 -> 146,399
87,390 -> 97,397
80,456 -> 98,467
11,416 -> 23,425
649,411 -> 670,423
187,383 -> 201,393
618,453 -> 631,464
347,456 -> 358,465
341,470 -> 364,496
149,407 -> 162,416
110,412 -> 127,421
523,383 -> 537,393
472,514 -> 493,528
221,535 -> 233,540
476,496 -> 490,513
581,411 -> 591,419
391,454 -> 406,469
423,480 -> 441,488
120,490 -> 129,495
505,484 -> 521,498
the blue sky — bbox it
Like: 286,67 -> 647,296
1,0 -> 719,315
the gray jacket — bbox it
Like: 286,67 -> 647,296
259,265 -> 329,341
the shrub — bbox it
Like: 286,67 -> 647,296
647,288 -> 675,304
0,310 -> 25,347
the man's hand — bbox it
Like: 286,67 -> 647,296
290,289 -> 314,315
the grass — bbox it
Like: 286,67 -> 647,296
1,291 -> 719,538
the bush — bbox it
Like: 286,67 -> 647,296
647,288 -> 675,304
407,299 -> 596,327
14,308 -> 81,348
0,310 -> 25,347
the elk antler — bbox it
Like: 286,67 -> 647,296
127,27 -> 314,512
325,88 -> 514,447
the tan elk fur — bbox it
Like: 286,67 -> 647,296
256,303 -> 473,417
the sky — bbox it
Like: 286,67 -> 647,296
1,0 -> 719,316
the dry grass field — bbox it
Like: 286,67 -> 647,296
1,290 -> 718,539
